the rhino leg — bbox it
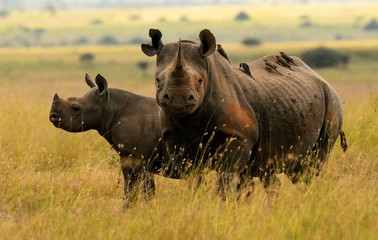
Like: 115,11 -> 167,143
286,126 -> 341,185
142,172 -> 155,199
121,156 -> 156,207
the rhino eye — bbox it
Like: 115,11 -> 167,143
156,78 -> 161,84
199,79 -> 203,84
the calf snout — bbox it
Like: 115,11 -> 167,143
50,112 -> 61,123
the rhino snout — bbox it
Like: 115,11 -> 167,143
161,92 -> 195,107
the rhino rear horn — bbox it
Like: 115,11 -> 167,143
199,29 -> 216,57
141,29 -> 164,57
95,74 -> 108,96
85,73 -> 96,88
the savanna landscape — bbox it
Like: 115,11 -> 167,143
0,1 -> 377,239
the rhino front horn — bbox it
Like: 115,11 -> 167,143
175,38 -> 183,70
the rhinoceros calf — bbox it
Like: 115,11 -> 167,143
49,73 -> 162,203
141,29 -> 347,194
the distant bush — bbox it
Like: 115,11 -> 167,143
234,12 -> 250,21
91,19 -> 103,25
301,47 -> 349,68
129,14 -> 140,21
72,36 -> 89,45
0,10 -> 10,18
241,37 -> 261,46
180,16 -> 189,22
128,37 -> 144,45
137,61 -> 149,77
98,35 -> 118,45
80,53 -> 95,63
300,21 -> 312,28
158,17 -> 166,22
299,15 -> 313,28
364,19 -> 378,31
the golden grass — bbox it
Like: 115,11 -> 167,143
0,19 -> 378,239
0,41 -> 377,239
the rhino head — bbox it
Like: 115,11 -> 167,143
141,29 -> 216,116
49,73 -> 109,132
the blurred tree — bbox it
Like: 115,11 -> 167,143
129,14 -> 140,21
180,16 -> 189,22
137,61 -> 149,77
129,37 -> 144,45
91,19 -> 103,25
234,11 -> 250,21
241,37 -> 261,46
0,9 -> 10,18
301,47 -> 349,69
80,53 -> 95,64
364,19 -> 378,31
98,35 -> 118,45
72,36 -> 89,45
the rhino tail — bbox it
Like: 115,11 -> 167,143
339,130 -> 348,152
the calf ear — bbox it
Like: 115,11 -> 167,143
85,73 -> 96,88
141,29 -> 164,56
95,74 -> 108,96
199,29 -> 216,57
53,93 -> 60,102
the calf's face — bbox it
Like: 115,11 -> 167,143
49,74 -> 109,132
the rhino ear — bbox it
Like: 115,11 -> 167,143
95,74 -> 108,96
85,73 -> 96,88
199,29 -> 216,57
141,28 -> 164,56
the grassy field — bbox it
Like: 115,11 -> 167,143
0,3 -> 378,240
0,40 -> 377,239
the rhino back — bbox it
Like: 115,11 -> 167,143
103,89 -> 162,160
240,55 -> 342,161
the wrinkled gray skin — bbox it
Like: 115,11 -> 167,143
49,73 -> 162,204
141,29 -> 347,194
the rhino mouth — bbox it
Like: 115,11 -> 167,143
161,102 -> 197,115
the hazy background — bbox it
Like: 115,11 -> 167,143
0,1 -> 377,239
1,0 -> 377,9
1,0 -> 378,48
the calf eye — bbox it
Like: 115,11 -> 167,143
199,79 -> 203,84
71,105 -> 81,112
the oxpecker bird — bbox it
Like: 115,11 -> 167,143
264,59 -> 282,75
217,44 -> 230,63
279,51 -> 298,66
275,55 -> 294,71
239,62 -> 255,79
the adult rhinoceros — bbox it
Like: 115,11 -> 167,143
141,29 -> 347,193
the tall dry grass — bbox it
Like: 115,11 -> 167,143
0,43 -> 377,239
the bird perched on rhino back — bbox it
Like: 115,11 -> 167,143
280,51 -> 298,66
275,55 -> 294,71
239,62 -> 255,79
217,44 -> 230,63
264,59 -> 282,75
